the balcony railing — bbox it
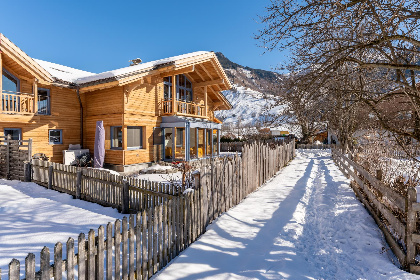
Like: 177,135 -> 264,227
161,100 -> 206,118
1,90 -> 35,114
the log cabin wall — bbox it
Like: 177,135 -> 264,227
0,60 -> 81,163
1,37 -> 231,168
123,76 -> 161,165
83,86 -> 124,165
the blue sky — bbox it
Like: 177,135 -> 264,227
0,0 -> 289,74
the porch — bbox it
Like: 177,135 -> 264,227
160,116 -> 221,162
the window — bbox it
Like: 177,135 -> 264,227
49,129 -> 62,144
111,126 -> 123,149
176,128 -> 184,147
127,126 -> 143,149
4,128 -> 22,140
2,69 -> 20,93
163,76 -> 172,101
38,88 -> 50,115
177,75 -> 192,102
163,74 -> 193,102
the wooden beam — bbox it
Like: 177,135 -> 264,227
197,64 -> 213,80
194,79 -> 223,88
79,81 -> 120,93
204,86 -> 208,117
159,66 -> 194,78
184,73 -> 196,83
172,75 -> 176,114
194,67 -> 206,82
123,126 -> 127,151
1,46 -> 52,83
209,58 -> 231,89
33,79 -> 38,113
0,51 -> 2,94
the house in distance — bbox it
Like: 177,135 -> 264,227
0,34 -> 232,172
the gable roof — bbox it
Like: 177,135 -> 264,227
75,51 -> 211,85
1,33 -> 232,109
0,34 -> 53,83
34,51 -> 216,86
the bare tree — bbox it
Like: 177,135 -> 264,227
257,0 -> 420,149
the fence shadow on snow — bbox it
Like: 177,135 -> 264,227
2,140 -> 295,279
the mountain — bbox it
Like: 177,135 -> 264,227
215,52 -> 282,96
214,53 -> 300,136
215,85 -> 284,125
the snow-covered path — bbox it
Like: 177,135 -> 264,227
155,150 -> 420,280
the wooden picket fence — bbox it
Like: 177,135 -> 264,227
220,142 -> 244,152
2,140 -> 295,279
0,137 -> 32,180
332,148 -> 420,274
357,146 -> 420,160
30,160 -> 185,213
297,144 -> 332,149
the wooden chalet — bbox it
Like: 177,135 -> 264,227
0,34 -> 232,171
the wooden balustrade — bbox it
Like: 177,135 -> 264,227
161,99 -> 206,118
1,90 -> 35,114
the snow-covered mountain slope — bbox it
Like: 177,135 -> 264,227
215,52 -> 282,96
215,85 -> 284,125
214,53 -> 301,136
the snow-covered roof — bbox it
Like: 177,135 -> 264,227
35,51 -> 211,85
75,51 -> 210,85
34,59 -> 96,84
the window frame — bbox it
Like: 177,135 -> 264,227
163,76 -> 172,101
2,68 -> 20,93
37,88 -> 51,115
4,128 -> 22,140
127,126 -> 144,150
163,74 -> 193,102
176,74 -> 193,102
176,127 -> 184,147
48,129 -> 63,145
111,126 -> 123,150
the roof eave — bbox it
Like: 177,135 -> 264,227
0,34 -> 54,83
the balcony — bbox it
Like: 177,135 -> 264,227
161,100 -> 206,118
1,90 -> 35,114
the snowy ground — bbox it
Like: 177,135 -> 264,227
0,180 -> 126,278
154,150 -> 420,280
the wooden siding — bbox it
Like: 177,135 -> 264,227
1,42 -> 229,167
0,82 -> 81,162
123,78 -> 161,165
83,87 -> 124,165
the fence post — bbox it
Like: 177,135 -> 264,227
25,253 -> 35,280
8,259 -> 20,280
121,180 -> 130,214
28,138 -> 33,161
40,247 -> 50,280
406,187 -> 417,270
6,135 -> 10,179
48,165 -> 54,189
24,161 -> 32,182
76,170 -> 82,199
